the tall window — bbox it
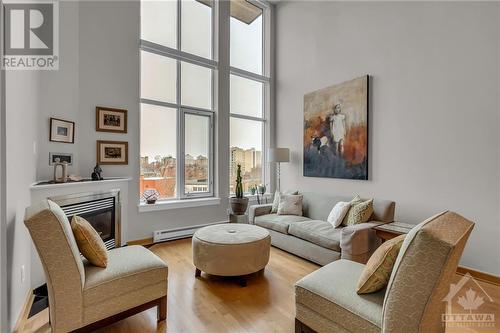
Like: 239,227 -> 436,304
229,0 -> 269,194
140,0 -> 215,201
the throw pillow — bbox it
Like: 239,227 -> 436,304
327,201 -> 351,228
271,190 -> 299,213
71,215 -> 108,268
350,194 -> 363,206
343,198 -> 374,226
277,194 -> 303,216
356,234 -> 406,294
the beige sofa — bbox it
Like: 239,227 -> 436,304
24,200 -> 168,332
294,211 -> 474,333
249,192 -> 395,265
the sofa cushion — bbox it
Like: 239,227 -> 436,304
83,245 -> 168,306
277,194 -> 303,216
301,192 -> 396,223
295,259 -> 384,332
254,214 -> 311,234
288,220 -> 341,251
302,192 -> 351,221
271,190 -> 299,213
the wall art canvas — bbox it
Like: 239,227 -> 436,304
303,75 -> 369,180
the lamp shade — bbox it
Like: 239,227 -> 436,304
268,148 -> 290,163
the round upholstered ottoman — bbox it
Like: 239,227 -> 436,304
192,223 -> 271,286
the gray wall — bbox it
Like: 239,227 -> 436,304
36,1 -> 229,244
5,69 -> 40,330
0,22 -> 7,332
38,1 -> 80,180
276,1 -> 500,274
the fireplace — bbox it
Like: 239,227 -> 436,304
49,189 -> 121,249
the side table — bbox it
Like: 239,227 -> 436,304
373,222 -> 414,242
230,214 -> 248,224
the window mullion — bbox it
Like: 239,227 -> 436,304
229,113 -> 266,122
176,0 -> 182,199
178,108 -> 185,199
262,77 -> 267,188
230,66 -> 269,83
140,98 -> 178,110
176,57 -> 182,198
140,41 -> 217,70
177,0 -> 181,51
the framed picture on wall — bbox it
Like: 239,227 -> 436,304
49,118 -> 75,143
49,152 -> 73,165
97,140 -> 128,165
96,106 -> 127,133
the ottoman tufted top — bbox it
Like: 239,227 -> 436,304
194,223 -> 269,245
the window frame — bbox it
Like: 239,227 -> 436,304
140,0 -> 217,202
229,0 -> 271,194
140,0 -> 274,203
179,109 -> 214,199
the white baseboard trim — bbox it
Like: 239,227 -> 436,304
13,289 -> 33,333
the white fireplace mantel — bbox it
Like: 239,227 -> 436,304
30,177 -> 132,190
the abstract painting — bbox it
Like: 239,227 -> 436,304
303,75 -> 369,180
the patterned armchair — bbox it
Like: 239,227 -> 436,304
24,199 -> 168,332
295,211 -> 474,333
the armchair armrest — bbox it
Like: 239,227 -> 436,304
340,221 -> 383,263
248,204 -> 273,225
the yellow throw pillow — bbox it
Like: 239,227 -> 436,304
343,198 -> 374,226
356,234 -> 406,294
71,215 -> 108,268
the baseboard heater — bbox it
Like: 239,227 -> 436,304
153,221 -> 228,243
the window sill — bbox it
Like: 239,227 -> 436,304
138,197 -> 221,213
229,193 -> 272,199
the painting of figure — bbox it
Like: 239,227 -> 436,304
303,76 -> 368,180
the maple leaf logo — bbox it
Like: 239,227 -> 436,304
457,288 -> 484,313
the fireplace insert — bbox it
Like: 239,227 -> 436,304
49,189 -> 121,249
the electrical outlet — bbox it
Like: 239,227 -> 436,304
226,208 -> 231,215
21,265 -> 25,283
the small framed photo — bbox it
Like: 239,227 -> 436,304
97,140 -> 128,165
96,106 -> 127,133
50,118 -> 75,143
49,152 -> 73,165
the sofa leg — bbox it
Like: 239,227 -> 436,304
158,296 -> 167,322
295,318 -> 302,333
295,318 -> 316,333
195,268 -> 201,277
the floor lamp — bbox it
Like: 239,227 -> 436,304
268,148 -> 290,192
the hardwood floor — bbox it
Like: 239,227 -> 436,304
19,238 -> 500,333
